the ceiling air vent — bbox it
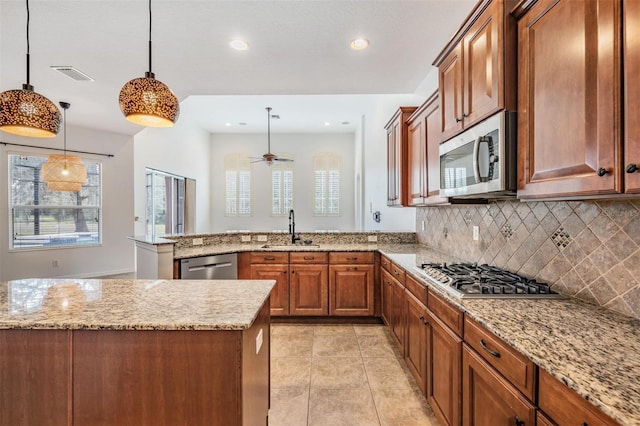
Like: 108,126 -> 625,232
51,66 -> 95,82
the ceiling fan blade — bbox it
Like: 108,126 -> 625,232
274,158 -> 294,162
250,159 -> 265,163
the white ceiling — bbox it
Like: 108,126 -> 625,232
0,0 -> 476,136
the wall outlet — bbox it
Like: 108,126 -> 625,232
241,235 -> 251,243
257,235 -> 268,242
473,226 -> 479,241
192,238 -> 204,246
52,259 -> 59,267
367,235 -> 377,243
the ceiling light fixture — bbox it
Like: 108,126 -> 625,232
119,0 -> 179,127
229,39 -> 249,51
350,38 -> 369,50
41,102 -> 88,192
0,0 -> 61,138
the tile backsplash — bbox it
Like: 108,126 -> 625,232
416,200 -> 640,319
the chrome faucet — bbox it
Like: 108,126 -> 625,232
289,209 -> 300,244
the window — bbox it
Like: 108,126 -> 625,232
225,154 -> 252,216
146,168 -> 189,238
9,153 -> 101,250
313,153 -> 341,216
271,157 -> 294,216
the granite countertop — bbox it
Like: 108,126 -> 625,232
0,279 -> 275,331
380,247 -> 640,426
174,242 -> 385,259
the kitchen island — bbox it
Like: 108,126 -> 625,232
0,278 -> 274,426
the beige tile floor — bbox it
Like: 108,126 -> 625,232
269,324 -> 439,426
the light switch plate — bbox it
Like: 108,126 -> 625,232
473,226 -> 479,241
257,235 -> 268,242
367,235 -> 377,242
192,238 -> 203,246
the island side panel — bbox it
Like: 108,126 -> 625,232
0,329 -> 71,426
73,329 -> 243,425
242,299 -> 270,426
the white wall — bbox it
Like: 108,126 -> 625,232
0,126 -> 135,281
209,133 -> 355,232
133,108 -> 212,236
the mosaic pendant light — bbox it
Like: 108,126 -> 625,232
41,102 -> 87,192
0,0 -> 61,138
119,0 -> 179,127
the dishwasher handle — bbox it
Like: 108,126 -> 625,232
188,262 -> 232,272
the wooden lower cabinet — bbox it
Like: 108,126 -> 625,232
462,345 -> 535,426
391,275 -> 406,350
405,289 -> 429,395
329,264 -> 374,315
381,269 -> 394,326
428,314 -> 462,426
289,264 -> 328,315
250,264 -> 289,316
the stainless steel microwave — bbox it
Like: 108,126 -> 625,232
439,111 -> 517,198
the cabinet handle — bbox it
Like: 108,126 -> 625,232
303,256 -> 315,260
596,167 -> 609,177
463,113 -> 469,118
419,316 -> 429,326
393,270 -> 400,276
581,423 -> 588,426
347,267 -> 358,271
455,117 -> 462,123
264,256 -> 275,261
514,416 -> 524,426
626,163 -> 638,173
346,257 -> 358,261
480,339 -> 501,358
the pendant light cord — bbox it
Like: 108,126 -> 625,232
25,0 -> 30,87
148,0 -> 152,75
267,107 -> 271,153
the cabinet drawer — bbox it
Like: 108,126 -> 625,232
463,316 -> 536,400
250,252 -> 289,264
389,263 -> 406,284
427,290 -> 463,337
405,274 -> 427,306
289,252 -> 328,264
380,255 -> 392,273
538,368 -> 618,426
329,252 -> 374,264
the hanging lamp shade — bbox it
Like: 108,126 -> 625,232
119,72 -> 179,127
0,0 -> 61,138
41,102 -> 87,192
118,0 -> 179,127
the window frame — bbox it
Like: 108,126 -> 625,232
313,153 -> 341,217
271,157 -> 294,217
224,154 -> 253,217
8,151 -> 103,251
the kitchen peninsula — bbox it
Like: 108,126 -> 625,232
0,278 -> 274,426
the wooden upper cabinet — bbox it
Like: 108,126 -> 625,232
625,0 -> 640,193
385,107 -> 418,207
407,93 -> 449,206
516,0 -> 622,198
434,0 -> 516,143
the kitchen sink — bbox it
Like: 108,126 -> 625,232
260,244 -> 320,249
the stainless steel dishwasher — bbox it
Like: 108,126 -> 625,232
180,253 -> 237,279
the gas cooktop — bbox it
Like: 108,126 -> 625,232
413,262 -> 563,299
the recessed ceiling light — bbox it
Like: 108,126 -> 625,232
350,38 -> 369,50
225,122 -> 231,127
324,122 -> 331,126
229,39 -> 249,51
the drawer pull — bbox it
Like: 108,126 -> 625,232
347,267 -> 358,271
581,423 -> 588,426
393,270 -> 400,276
346,257 -> 358,261
419,316 -> 429,326
626,163 -> 638,173
264,256 -> 275,261
303,256 -> 315,260
514,416 -> 524,426
480,339 -> 501,358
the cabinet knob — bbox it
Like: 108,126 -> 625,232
463,113 -> 469,118
514,416 -> 525,426
596,167 -> 609,177
626,163 -> 638,173
455,117 -> 462,123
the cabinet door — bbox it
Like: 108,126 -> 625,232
329,264 -> 374,316
390,277 -> 405,351
439,43 -> 464,142
463,0 -> 502,126
405,290 -> 428,395
251,264 -> 289,316
462,345 -> 536,426
425,97 -> 449,204
387,127 -> 398,205
518,0 -> 621,198
428,315 -> 462,426
408,108 -> 427,206
625,0 -> 640,193
381,269 -> 394,326
289,264 -> 328,316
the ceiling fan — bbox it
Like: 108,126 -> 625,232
250,107 -> 293,166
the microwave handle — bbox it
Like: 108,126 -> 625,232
473,136 -> 492,183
